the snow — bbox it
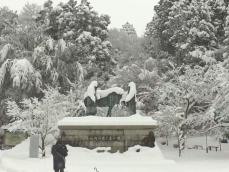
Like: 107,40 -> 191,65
0,59 -> 9,87
10,59 -> 36,88
96,87 -> 124,99
125,82 -> 137,102
0,139 -> 173,172
1,136 -> 229,172
58,39 -> 66,53
78,31 -> 91,39
58,114 -> 157,127
33,46 -> 45,62
76,62 -> 84,83
46,37 -> 54,51
180,43 -> 189,49
83,81 -> 98,102
0,44 -> 11,63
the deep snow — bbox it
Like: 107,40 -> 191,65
0,136 -> 229,172
0,139 -> 173,172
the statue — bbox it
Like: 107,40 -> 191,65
83,81 -> 137,117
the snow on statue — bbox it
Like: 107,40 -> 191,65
83,81 -> 137,116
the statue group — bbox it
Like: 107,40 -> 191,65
83,81 -> 137,117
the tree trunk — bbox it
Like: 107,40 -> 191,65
219,140 -> 221,151
179,98 -> 190,152
178,135 -> 181,157
166,135 -> 169,146
205,133 -> 208,153
41,137 -> 46,157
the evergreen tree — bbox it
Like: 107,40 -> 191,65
207,0 -> 227,45
223,5 -> 229,58
146,0 -> 177,55
19,3 -> 41,25
145,0 -> 218,66
0,7 -> 17,37
36,0 -> 113,81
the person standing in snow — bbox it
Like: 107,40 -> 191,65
51,139 -> 68,172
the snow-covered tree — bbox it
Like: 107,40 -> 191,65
109,58 -> 162,113
154,106 -> 185,156
32,38 -> 84,93
5,87 -> 82,157
146,0 -> 176,55
0,57 -> 42,97
207,61 -> 229,125
145,0 -> 219,66
207,0 -> 226,44
19,3 -> 41,25
36,0 -> 114,80
157,64 -> 222,153
0,7 -> 18,37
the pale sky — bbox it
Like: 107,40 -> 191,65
0,0 -> 159,36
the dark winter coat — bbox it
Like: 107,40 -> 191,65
51,143 -> 68,170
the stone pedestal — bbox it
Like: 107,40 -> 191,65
58,115 -> 157,153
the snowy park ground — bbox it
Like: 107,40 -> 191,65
0,137 -> 229,172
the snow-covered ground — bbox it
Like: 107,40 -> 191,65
0,137 -> 229,172
157,136 -> 229,172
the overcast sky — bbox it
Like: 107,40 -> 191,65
0,0 -> 159,36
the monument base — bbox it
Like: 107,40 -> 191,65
58,115 -> 157,153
